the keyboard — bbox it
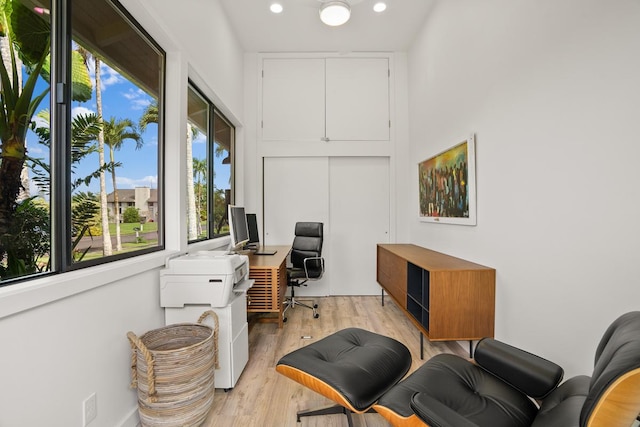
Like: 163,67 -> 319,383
254,250 -> 277,255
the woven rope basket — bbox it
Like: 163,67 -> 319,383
127,311 -> 219,427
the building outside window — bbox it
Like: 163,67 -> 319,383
0,0 -> 165,285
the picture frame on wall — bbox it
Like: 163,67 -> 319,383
418,134 -> 477,225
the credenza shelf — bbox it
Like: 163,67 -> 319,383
377,244 -> 496,343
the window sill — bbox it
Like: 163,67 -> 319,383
0,237 -> 233,320
0,235 -> 233,320
0,250 -> 179,320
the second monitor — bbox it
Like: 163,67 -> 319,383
245,213 -> 277,255
246,213 -> 260,248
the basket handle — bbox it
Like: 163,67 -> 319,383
127,331 -> 158,403
197,310 -> 221,369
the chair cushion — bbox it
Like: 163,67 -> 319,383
474,338 -> 564,399
375,353 -> 538,427
276,328 -> 411,413
287,267 -> 308,281
531,375 -> 590,427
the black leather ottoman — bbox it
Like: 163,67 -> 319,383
276,327 -> 412,426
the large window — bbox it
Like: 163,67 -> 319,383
0,0 -> 165,285
187,83 -> 233,243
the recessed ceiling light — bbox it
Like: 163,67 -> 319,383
373,2 -> 387,13
270,3 -> 283,13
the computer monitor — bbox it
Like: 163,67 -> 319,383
246,213 -> 260,247
228,205 -> 250,252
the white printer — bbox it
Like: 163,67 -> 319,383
160,251 -> 251,308
160,251 -> 254,390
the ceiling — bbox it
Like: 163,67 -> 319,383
218,0 -> 436,52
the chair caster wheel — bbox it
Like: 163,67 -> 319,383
314,313 -> 319,319
283,317 -> 288,322
313,304 -> 318,308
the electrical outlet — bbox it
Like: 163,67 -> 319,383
83,392 -> 97,426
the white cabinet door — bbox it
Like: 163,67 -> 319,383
326,58 -> 390,141
261,57 -> 390,142
263,157 -> 330,296
261,58 -> 325,141
329,157 -> 390,295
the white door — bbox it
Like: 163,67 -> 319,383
329,157 -> 390,295
263,157 -> 330,296
263,156 -> 390,297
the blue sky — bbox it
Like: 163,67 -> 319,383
27,58 -> 230,197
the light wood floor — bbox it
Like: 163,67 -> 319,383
202,295 -> 465,427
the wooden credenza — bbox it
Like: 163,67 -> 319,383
377,244 -> 495,342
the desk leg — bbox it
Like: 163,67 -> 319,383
278,300 -> 284,328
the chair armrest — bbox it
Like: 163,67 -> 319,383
410,392 -> 480,427
474,338 -> 564,399
303,256 -> 325,279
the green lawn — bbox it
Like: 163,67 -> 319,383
109,222 -> 158,235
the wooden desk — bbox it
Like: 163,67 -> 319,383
246,245 -> 291,328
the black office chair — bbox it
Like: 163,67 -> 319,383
282,222 -> 324,322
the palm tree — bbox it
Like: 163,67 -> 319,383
140,101 -> 201,241
76,44 -> 112,256
0,2 -> 91,277
70,191 -> 100,261
193,157 -> 207,236
138,101 -> 158,132
94,56 -> 112,256
103,117 -> 142,251
185,126 -> 198,240
27,112 -> 107,270
28,110 -> 108,195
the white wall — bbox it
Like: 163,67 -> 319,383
0,1 -> 245,425
406,0 -> 640,378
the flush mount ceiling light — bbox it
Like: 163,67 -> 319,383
319,1 -> 351,27
270,3 -> 283,13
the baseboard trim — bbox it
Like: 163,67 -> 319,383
117,406 -> 140,427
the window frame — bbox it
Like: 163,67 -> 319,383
0,0 -> 166,287
187,80 -> 235,245
64,0 -> 166,272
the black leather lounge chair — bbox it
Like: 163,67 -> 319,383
277,312 -> 640,427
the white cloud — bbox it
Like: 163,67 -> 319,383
144,136 -> 158,147
122,88 -> 152,111
98,63 -> 125,91
193,132 -> 207,144
117,175 -> 158,189
28,145 -> 44,155
32,114 -> 49,129
122,88 -> 143,100
72,105 -> 95,119
84,57 -> 124,91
